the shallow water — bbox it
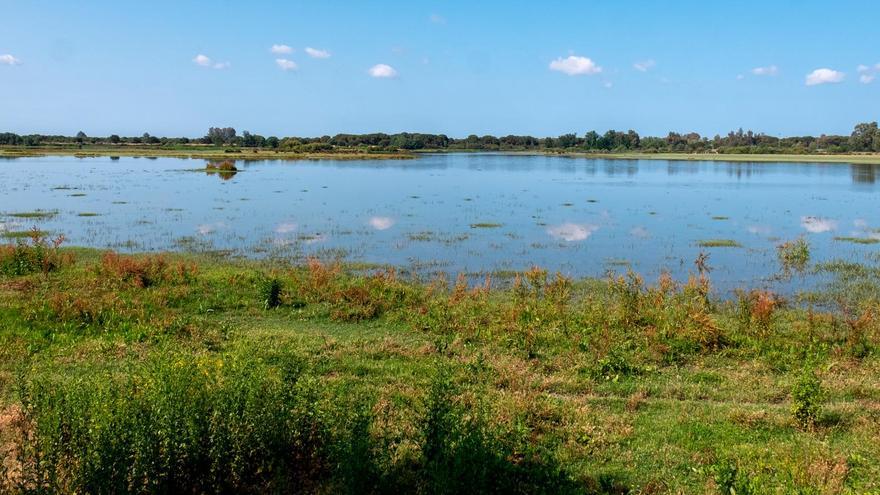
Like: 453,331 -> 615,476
2,154 -> 878,294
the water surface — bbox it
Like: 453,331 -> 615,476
2,154 -> 878,294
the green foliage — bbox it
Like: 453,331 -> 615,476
258,276 -> 283,309
791,368 -> 824,429
0,230 -> 69,277
777,238 -> 810,272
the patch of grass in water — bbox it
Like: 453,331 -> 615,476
2,230 -> 50,239
697,239 -> 742,248
7,210 -> 58,219
833,236 -> 880,245
77,212 -> 100,217
711,216 -> 730,221
69,193 -> 87,197
470,223 -> 503,229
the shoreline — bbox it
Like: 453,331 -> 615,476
3,146 -> 880,164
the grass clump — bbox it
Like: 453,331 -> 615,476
833,236 -> 880,245
777,238 -> 810,272
791,368 -> 824,429
6,210 -> 58,220
696,239 -> 741,248
258,276 -> 283,309
469,222 -> 503,229
0,230 -> 70,277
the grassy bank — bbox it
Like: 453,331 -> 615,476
1,235 -> 879,493
0,145 -> 413,161
556,151 -> 880,165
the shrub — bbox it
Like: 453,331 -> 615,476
0,229 -> 70,277
791,368 -> 824,429
13,351 -> 331,494
258,276 -> 283,309
96,251 -> 196,288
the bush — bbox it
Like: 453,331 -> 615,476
258,276 -> 283,309
777,238 -> 810,272
791,368 -> 824,429
0,230 -> 70,277
13,351 -> 330,494
96,251 -> 196,288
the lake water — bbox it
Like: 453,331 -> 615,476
2,153 -> 879,294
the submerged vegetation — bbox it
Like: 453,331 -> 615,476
0,236 -> 879,493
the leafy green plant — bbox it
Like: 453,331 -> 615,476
791,368 -> 824,428
258,276 -> 283,309
777,238 -> 810,272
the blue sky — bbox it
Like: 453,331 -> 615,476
1,0 -> 878,138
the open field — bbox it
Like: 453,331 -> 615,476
0,145 -> 413,161
1,235 -> 879,494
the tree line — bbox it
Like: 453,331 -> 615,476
2,122 -> 879,154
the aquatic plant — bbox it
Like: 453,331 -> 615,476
0,228 -> 69,277
777,238 -> 810,271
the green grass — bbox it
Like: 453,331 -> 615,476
1,246 -> 879,493
834,236 -> 880,245
697,239 -> 742,248
469,222 -> 504,229
6,210 -> 58,219
76,212 -> 100,217
1,230 -> 49,239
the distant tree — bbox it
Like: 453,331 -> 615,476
75,131 -> 87,144
266,136 -> 280,149
205,127 -> 237,146
109,134 -> 121,144
849,122 -> 878,152
556,133 -> 578,149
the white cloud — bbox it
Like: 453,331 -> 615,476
801,216 -> 837,234
275,58 -> 298,71
633,60 -> 655,72
736,74 -> 745,80
805,68 -> 844,86
368,63 -> 398,78
429,13 -> 446,24
193,54 -> 230,70
629,226 -> 650,238
549,55 -> 602,76
857,63 -> 879,84
751,65 -> 778,76
304,47 -> 331,59
368,216 -> 395,230
271,44 -> 293,55
603,81 -> 613,89
547,223 -> 598,242
0,54 -> 21,66
193,54 -> 212,67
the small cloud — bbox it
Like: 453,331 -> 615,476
368,216 -> 395,230
547,222 -> 598,242
304,47 -> 331,59
603,81 -> 613,88
193,54 -> 212,67
549,55 -> 602,76
801,216 -> 837,234
193,54 -> 229,69
0,54 -> 22,66
196,222 -> 225,235
275,58 -> 298,71
369,63 -> 398,78
429,13 -> 446,24
805,68 -> 844,86
751,65 -> 778,76
633,60 -> 655,72
271,44 -> 293,55
275,222 -> 297,234
736,74 -> 745,80
857,63 -> 879,84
